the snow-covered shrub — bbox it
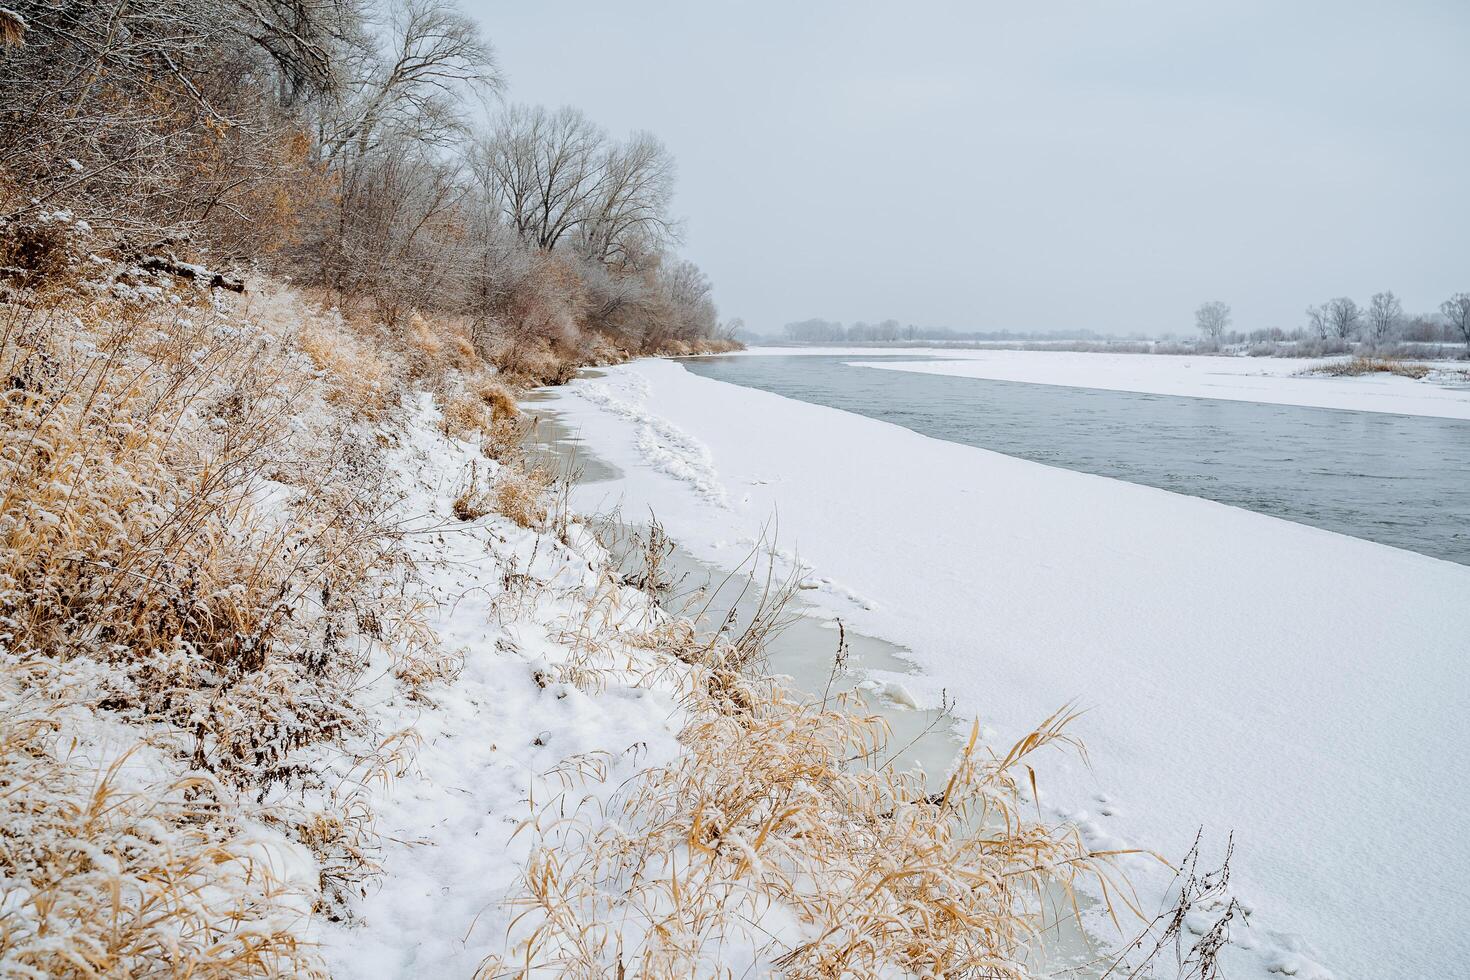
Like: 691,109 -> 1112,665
1296,356 -> 1431,380
405,311 -> 479,380
468,373 -> 519,421
0,210 -> 90,296
451,460 -> 495,521
493,464 -> 552,529
438,390 -> 493,439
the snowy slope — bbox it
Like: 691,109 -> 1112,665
542,358 -> 1470,980
312,396 -> 689,976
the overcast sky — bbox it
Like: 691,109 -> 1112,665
469,1 -> 1469,336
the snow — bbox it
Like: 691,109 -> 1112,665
541,357 -> 1470,980
726,346 -> 1470,420
313,395 -> 689,976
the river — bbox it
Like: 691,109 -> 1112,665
680,353 -> 1470,565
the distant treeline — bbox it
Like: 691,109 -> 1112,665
775,292 -> 1470,357
1192,294 -> 1469,353
779,318 -> 1120,344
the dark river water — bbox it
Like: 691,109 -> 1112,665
680,354 -> 1470,566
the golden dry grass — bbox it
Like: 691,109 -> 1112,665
0,279 -> 433,975
5,253 -> 1126,978
480,559 -> 1136,978
493,464 -> 552,529
1301,355 -> 1431,379
439,391 -> 494,438
0,8 -> 24,48
0,700 -> 324,978
407,311 -> 480,377
452,460 -> 495,521
296,313 -> 394,417
444,375 -> 529,461
469,373 -> 520,421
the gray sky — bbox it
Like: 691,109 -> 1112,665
470,1 -> 1469,336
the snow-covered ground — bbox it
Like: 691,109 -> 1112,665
314,396 -> 689,976
542,358 -> 1470,980
732,346 -> 1470,419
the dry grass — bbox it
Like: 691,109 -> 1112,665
648,336 -> 744,358
449,374 -> 531,462
0,7 -> 24,48
493,464 -> 553,529
481,548 -> 1135,978
439,391 -> 494,439
433,373 -> 528,463
452,460 -> 495,521
0,275 -> 437,975
481,413 -> 532,463
487,688 -> 1123,976
490,339 -> 582,387
407,312 -> 481,379
0,213 -> 87,296
6,234 -> 1127,977
1299,355 -> 1432,379
390,598 -> 465,702
469,374 -> 520,420
0,700 -> 323,978
295,312 -> 395,417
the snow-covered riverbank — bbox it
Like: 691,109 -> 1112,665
313,396 -> 691,976
542,357 -> 1470,980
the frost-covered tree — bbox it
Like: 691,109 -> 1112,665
1323,297 -> 1362,339
1442,292 -> 1470,350
1194,301 -> 1231,342
316,0 -> 501,162
579,132 -> 678,265
1305,304 -> 1329,339
1367,291 -> 1403,344
0,0 -> 732,372
783,319 -> 846,343
0,0 -> 356,243
472,106 -> 677,265
473,105 -> 607,251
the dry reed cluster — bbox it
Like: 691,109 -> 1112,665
479,542 -> 1133,978
1300,355 -> 1432,379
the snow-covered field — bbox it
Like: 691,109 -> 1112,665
734,346 -> 1470,419
542,356 -> 1470,980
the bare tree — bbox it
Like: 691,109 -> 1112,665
0,0 -> 354,235
1194,301 -> 1231,343
317,0 -> 501,161
472,105 -> 606,251
1305,304 -> 1329,339
1323,297 -> 1361,339
1442,292 -> 1470,350
324,138 -> 471,322
1366,291 -> 1403,345
562,251 -> 644,337
784,319 -> 846,343
578,132 -> 677,266
472,106 -> 681,268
